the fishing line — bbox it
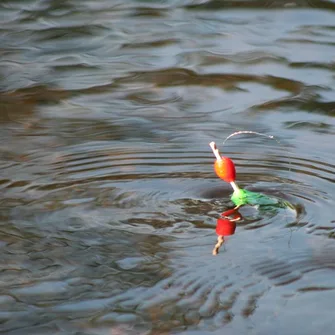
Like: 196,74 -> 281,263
222,130 -> 295,230
222,130 -> 291,172
223,130 -> 277,147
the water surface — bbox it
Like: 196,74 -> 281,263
1,0 -> 335,334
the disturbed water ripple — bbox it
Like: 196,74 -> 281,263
1,134 -> 334,333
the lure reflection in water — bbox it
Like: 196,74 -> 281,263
213,206 -> 240,255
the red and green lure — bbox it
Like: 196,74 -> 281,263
209,131 -> 287,207
210,131 -> 294,255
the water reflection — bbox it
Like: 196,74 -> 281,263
213,206 -> 239,255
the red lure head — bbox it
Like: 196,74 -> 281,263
214,156 -> 236,183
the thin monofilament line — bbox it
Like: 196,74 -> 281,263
222,130 -> 293,231
222,130 -> 291,171
222,130 -> 278,147
222,130 -> 290,171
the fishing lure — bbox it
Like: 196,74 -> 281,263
210,131 -> 294,255
210,132 -> 290,207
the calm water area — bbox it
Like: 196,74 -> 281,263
1,0 -> 335,334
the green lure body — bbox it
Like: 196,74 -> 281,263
231,188 -> 293,210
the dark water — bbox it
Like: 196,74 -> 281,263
1,0 -> 335,334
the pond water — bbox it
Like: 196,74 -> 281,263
1,0 -> 335,334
